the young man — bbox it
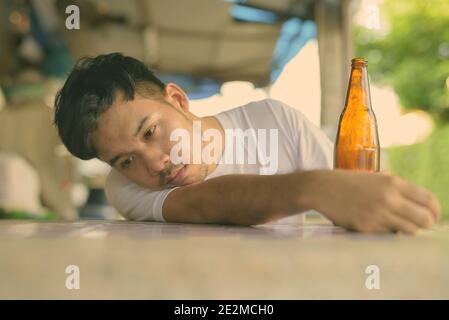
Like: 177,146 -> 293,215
54,53 -> 441,233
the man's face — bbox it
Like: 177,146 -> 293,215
93,84 -> 209,190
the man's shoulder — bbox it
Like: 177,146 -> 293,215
216,98 -> 297,125
105,169 -> 170,196
104,169 -> 148,200
104,169 -> 126,200
223,98 -> 290,114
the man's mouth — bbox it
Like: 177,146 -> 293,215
166,164 -> 187,185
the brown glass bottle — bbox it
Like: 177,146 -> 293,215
334,58 -> 380,172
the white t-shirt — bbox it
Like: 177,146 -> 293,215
105,99 -> 333,223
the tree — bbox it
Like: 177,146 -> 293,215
355,0 -> 449,122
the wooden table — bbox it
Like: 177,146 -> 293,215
0,219 -> 448,299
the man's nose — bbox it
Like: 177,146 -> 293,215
141,148 -> 170,175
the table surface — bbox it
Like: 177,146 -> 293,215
0,218 -> 448,299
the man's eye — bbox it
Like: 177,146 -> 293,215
120,156 -> 134,170
144,126 -> 156,140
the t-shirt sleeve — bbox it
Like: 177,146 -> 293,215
266,99 -> 334,170
290,104 -> 334,170
104,169 -> 178,222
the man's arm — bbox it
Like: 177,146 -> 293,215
163,173 -> 308,225
163,170 -> 441,233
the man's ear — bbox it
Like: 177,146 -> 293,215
162,83 -> 190,112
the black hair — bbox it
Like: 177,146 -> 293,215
54,52 -> 165,160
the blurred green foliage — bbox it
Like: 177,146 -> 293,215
389,125 -> 449,219
0,207 -> 57,220
355,0 -> 449,121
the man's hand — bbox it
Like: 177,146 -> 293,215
301,170 -> 442,234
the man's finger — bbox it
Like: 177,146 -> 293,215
398,180 -> 441,220
383,212 -> 418,235
394,198 -> 435,229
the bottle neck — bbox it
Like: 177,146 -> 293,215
344,64 -> 372,111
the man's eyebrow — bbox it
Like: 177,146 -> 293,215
134,116 -> 149,136
108,116 -> 150,167
109,153 -> 125,167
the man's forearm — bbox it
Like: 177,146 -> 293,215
163,172 -> 314,225
163,169 -> 441,233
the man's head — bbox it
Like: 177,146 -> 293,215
54,53 -> 213,189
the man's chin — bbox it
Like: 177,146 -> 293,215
158,164 -> 208,189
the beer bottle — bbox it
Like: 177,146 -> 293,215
334,58 -> 380,172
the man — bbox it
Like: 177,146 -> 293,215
54,53 -> 441,233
